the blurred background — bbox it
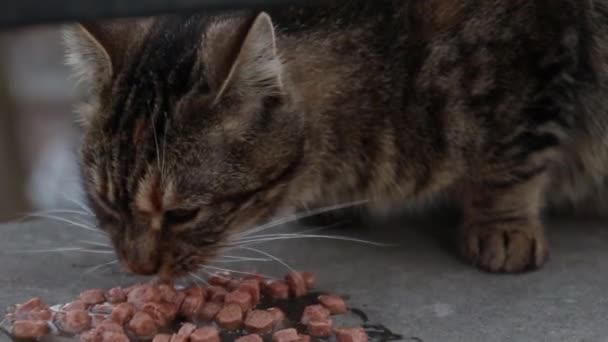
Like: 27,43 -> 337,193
0,25 -> 84,220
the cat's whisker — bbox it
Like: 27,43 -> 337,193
217,255 -> 274,262
63,196 -> 94,215
13,247 -> 114,255
234,225 -> 333,242
201,265 -> 276,280
231,234 -> 393,247
161,111 -> 169,181
237,200 -> 368,238
189,272 -> 209,286
211,258 -> 272,264
79,240 -> 111,248
19,209 -> 92,218
234,246 -> 296,273
84,260 -> 119,275
20,214 -> 104,235
152,115 -> 163,177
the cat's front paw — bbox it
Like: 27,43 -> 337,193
459,222 -> 548,273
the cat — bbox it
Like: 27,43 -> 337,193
63,0 -> 608,278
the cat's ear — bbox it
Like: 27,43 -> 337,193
213,12 -> 283,104
63,20 -> 144,88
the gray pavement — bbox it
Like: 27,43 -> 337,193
0,215 -> 607,342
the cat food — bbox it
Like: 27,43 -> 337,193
177,322 -> 197,336
267,307 -> 285,324
300,305 -> 330,325
225,289 -> 253,312
264,281 -> 290,300
111,303 -> 136,325
152,334 -> 172,342
307,319 -> 333,337
216,303 -> 243,330
244,310 -> 274,334
65,300 -> 88,311
300,272 -> 315,289
142,302 -> 173,327
318,294 -> 348,314
106,287 -> 127,304
56,309 -> 91,334
335,328 -> 369,342
236,334 -> 264,342
12,320 -> 49,339
80,289 -> 106,305
238,279 -> 262,305
128,285 -> 162,308
158,284 -> 179,303
209,273 -> 232,286
179,293 -> 205,319
285,272 -> 307,297
91,314 -> 106,328
128,311 -> 158,337
190,327 -> 221,342
207,286 -> 228,302
199,301 -> 222,321
14,298 -> 48,319
169,334 -> 190,342
5,270 -> 371,342
91,304 -> 114,315
83,321 -> 129,341
99,331 -> 130,342
272,328 -> 300,342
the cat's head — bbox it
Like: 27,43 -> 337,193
64,13 -> 305,278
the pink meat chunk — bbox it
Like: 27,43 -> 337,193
100,331 -> 130,342
300,272 -> 315,289
264,281 -> 290,300
225,290 -> 253,312
236,334 -> 264,342
169,334 -> 190,342
300,305 -> 330,325
238,279 -> 261,305
318,294 -> 348,314
285,272 -> 307,297
14,298 -> 49,320
152,334 -> 172,342
272,328 -> 300,342
110,303 -> 136,326
64,300 -> 88,311
244,310 -> 274,334
190,327 -> 221,342
307,319 -> 333,337
216,303 -> 243,330
158,284 -> 178,303
106,287 -> 127,304
56,309 -> 92,334
209,272 -> 232,286
127,285 -> 161,309
80,289 -> 106,305
335,327 -> 369,342
206,286 -> 228,302
128,311 -> 159,337
177,322 -> 198,336
12,320 -> 49,339
267,307 -> 286,324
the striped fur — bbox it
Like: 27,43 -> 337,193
65,0 -> 608,277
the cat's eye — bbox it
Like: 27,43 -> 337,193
164,208 -> 200,225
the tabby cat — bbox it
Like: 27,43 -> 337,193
64,0 -> 608,278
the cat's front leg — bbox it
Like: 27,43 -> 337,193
458,169 -> 549,273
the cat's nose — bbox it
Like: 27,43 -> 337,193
126,260 -> 160,275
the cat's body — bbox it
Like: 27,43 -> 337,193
65,0 -> 608,277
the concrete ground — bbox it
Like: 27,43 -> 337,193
0,215 -> 607,342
